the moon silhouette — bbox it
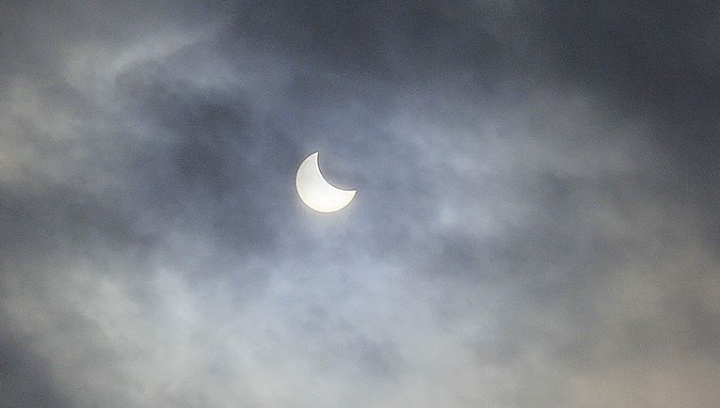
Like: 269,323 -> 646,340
295,152 -> 356,213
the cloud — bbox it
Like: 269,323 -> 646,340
1,1 -> 718,407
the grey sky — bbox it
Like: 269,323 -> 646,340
1,1 -> 719,407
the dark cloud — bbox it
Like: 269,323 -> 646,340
0,325 -> 74,408
1,1 -> 719,407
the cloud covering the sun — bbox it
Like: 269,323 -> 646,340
1,1 -> 719,408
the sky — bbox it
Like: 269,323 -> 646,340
1,1 -> 719,407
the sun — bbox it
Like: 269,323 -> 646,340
295,152 -> 356,213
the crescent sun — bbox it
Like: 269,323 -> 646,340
295,152 -> 357,213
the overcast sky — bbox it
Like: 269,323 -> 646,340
1,1 -> 719,407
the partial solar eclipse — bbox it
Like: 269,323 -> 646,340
295,152 -> 356,213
